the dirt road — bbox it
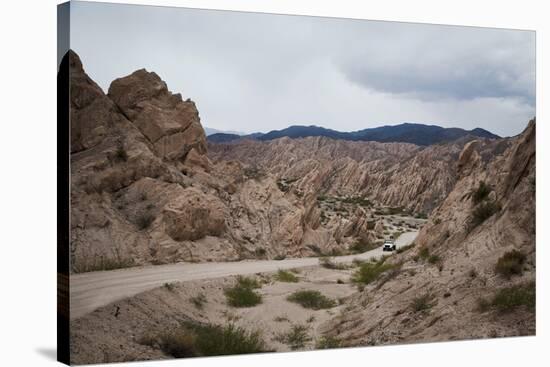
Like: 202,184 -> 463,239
70,231 -> 417,319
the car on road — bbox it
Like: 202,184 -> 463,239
382,240 -> 396,252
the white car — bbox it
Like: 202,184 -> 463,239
382,240 -> 396,252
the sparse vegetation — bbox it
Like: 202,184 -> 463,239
418,247 -> 430,260
428,254 -> 441,264
274,315 -> 290,323
189,293 -> 207,309
274,254 -> 286,260
410,293 -> 436,313
316,335 -> 342,349
144,323 -> 269,357
224,277 -> 262,307
471,200 -> 500,228
472,181 -> 491,204
274,324 -> 311,350
276,269 -> 299,283
287,290 -> 336,310
495,250 -> 526,279
352,256 -> 396,285
163,282 -> 176,292
477,282 -> 535,313
73,254 -> 135,273
243,166 -> 264,181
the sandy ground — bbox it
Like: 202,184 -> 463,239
70,232 -> 418,320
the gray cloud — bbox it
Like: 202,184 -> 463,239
70,2 -> 535,137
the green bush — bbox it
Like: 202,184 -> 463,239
419,247 -> 430,260
157,330 -> 198,358
352,257 -> 395,285
472,181 -> 491,204
410,293 -> 436,313
275,324 -> 311,350
276,269 -> 299,283
316,336 -> 342,349
471,201 -> 500,227
428,254 -> 441,264
189,293 -> 207,309
163,282 -> 176,292
224,277 -> 262,307
495,250 -> 526,279
148,323 -> 269,358
287,290 -> 336,310
491,282 -> 535,313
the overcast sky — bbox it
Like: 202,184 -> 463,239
70,1 -> 535,137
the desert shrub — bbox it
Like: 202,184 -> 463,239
189,293 -> 207,309
495,250 -> 526,279
163,282 -> 176,292
316,336 -> 342,349
471,201 -> 500,227
433,218 -> 442,225
189,323 -> 268,356
287,290 -> 336,310
418,247 -> 430,260
254,247 -> 267,258
472,181 -> 491,204
415,212 -> 428,219
469,268 -> 478,278
73,255 -> 135,273
274,254 -> 286,260
136,212 -> 155,230
244,166 -> 264,180
150,323 -> 269,357
491,282 -> 535,313
428,254 -> 441,264
352,257 -> 395,285
275,324 -> 311,350
336,278 -> 345,284
157,330 -> 198,358
225,277 -> 262,307
274,315 -> 290,322
276,269 -> 299,283
410,293 -> 436,313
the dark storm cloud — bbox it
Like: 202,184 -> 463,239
336,24 -> 535,105
70,2 -> 535,137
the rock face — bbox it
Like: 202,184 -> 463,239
208,136 -> 478,214
321,120 -> 536,344
108,70 -> 207,161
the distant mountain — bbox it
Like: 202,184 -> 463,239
204,127 -> 245,136
207,123 -> 500,146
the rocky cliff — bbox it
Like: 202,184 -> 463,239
208,135 -> 494,214
321,120 -> 535,344
69,51 -> 397,271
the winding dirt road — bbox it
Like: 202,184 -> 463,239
70,231 -> 417,319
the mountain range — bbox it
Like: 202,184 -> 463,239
207,123 -> 500,146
